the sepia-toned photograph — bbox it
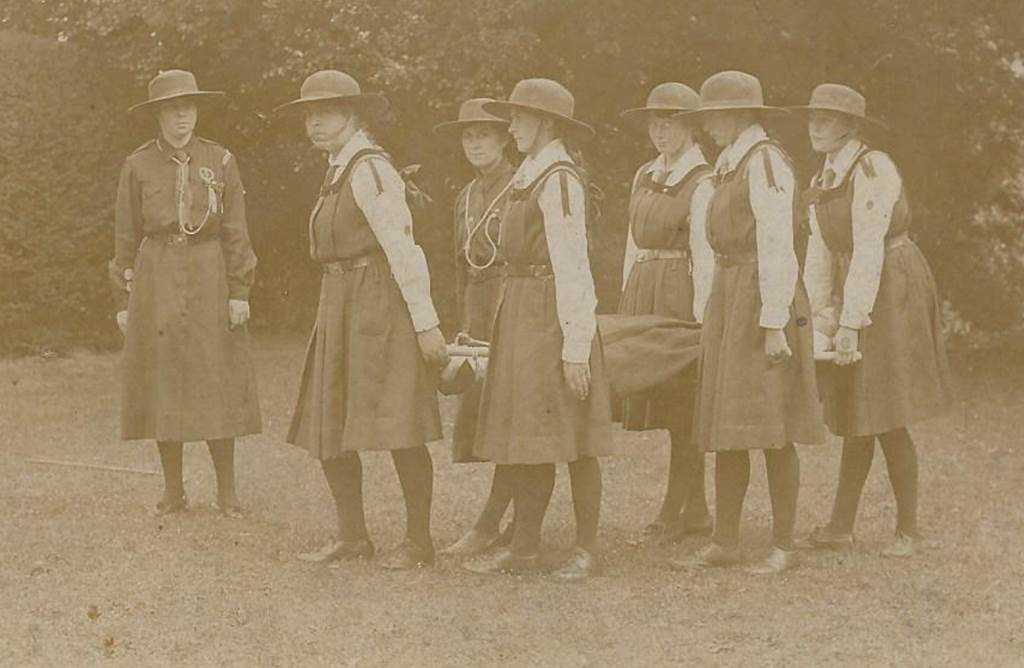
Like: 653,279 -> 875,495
1,1 -> 1022,665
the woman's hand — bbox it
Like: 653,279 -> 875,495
833,326 -> 862,366
417,327 -> 450,368
116,311 -> 128,336
228,300 -> 250,329
764,328 -> 792,366
563,361 -> 591,401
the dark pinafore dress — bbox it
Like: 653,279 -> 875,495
287,150 -> 443,459
618,161 -> 712,433
695,140 -> 824,452
805,149 -> 951,437
472,162 -> 616,465
451,164 -> 514,462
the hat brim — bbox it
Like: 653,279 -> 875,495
675,104 -> 790,119
785,106 -> 889,131
128,91 -> 226,113
482,100 -> 595,142
431,118 -> 508,139
272,92 -> 390,117
620,106 -> 700,128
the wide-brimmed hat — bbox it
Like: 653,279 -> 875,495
483,78 -> 595,142
787,83 -> 888,130
432,98 -> 508,138
620,82 -> 700,126
681,70 -> 788,118
128,69 -> 225,112
274,70 -> 389,117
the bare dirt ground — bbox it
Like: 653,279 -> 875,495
1,335 -> 1022,667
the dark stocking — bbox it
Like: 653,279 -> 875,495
320,453 -> 369,542
568,457 -> 602,553
510,464 -> 555,556
827,436 -> 875,534
390,446 -> 434,550
764,444 -> 800,550
878,428 -> 919,537
712,450 -> 751,549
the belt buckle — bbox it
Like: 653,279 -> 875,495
168,233 -> 187,246
635,249 -> 652,263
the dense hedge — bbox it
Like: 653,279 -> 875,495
1,1 -> 1023,355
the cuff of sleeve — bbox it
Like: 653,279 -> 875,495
839,310 -> 871,330
561,337 -> 593,364
759,306 -> 791,330
410,305 -> 441,334
228,285 -> 251,301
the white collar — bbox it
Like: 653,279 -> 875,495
647,144 -> 708,186
329,130 -> 375,171
714,123 -> 768,173
823,138 -> 866,184
513,139 -> 572,188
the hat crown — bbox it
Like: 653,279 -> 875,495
699,70 -> 764,109
646,82 -> 699,110
148,69 -> 201,101
808,83 -> 867,118
301,70 -> 362,100
508,78 -> 576,119
457,98 -> 505,124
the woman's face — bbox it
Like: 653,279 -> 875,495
703,110 -> 750,148
809,110 -> 856,154
461,123 -> 508,170
508,109 -> 546,154
304,102 -> 356,155
648,114 -> 692,157
157,98 -> 198,144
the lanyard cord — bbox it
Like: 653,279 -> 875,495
462,178 -> 513,271
171,153 -> 215,236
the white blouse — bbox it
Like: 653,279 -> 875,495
511,139 -> 598,364
803,139 -> 903,333
329,131 -> 439,333
621,144 -> 715,322
714,124 -> 798,330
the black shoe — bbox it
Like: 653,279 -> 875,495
439,528 -> 502,557
153,494 -> 187,517
798,525 -> 854,551
298,538 -> 375,563
551,548 -> 602,582
463,548 -> 541,575
379,539 -> 435,570
746,547 -> 799,575
669,543 -> 742,571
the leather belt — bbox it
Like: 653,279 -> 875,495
467,263 -> 505,283
506,263 -> 553,278
714,250 -> 758,267
635,248 -> 688,263
146,232 -> 216,246
321,251 -> 386,275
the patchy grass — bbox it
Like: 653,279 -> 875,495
1,335 -> 1022,667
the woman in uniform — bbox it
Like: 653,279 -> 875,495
794,83 -> 951,557
464,78 -> 616,582
433,98 -> 518,556
618,82 -> 714,547
279,70 -> 449,570
674,71 -> 825,574
110,69 -> 261,517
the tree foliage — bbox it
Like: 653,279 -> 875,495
1,0 -> 1022,353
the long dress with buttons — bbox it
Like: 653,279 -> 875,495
804,148 -> 951,436
450,160 -> 515,462
617,160 -> 711,432
471,161 -> 615,465
286,147 -> 442,459
695,139 -> 824,452
110,136 -> 261,442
